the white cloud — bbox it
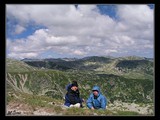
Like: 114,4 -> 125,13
117,5 -> 153,25
8,52 -> 39,59
14,24 -> 26,34
116,5 -> 154,40
73,50 -> 86,56
6,4 -> 154,59
105,49 -> 118,54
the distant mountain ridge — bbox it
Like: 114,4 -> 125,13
21,55 -> 153,62
20,56 -> 153,78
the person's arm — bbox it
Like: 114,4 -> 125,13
100,96 -> 107,109
86,95 -> 94,109
76,90 -> 84,103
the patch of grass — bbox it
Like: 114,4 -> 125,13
64,108 -> 93,115
6,95 -> 16,104
114,110 -> 140,115
6,90 -> 23,104
52,106 -> 64,113
63,107 -> 114,116
22,94 -> 56,108
7,91 -> 58,108
94,109 -> 114,116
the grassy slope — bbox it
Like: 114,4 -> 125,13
6,57 -> 154,115
6,58 -> 39,72
7,91 -> 144,116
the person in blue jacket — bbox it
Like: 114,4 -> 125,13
64,81 -> 84,108
86,85 -> 107,110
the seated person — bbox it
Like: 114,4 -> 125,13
86,85 -> 107,110
64,81 -> 84,108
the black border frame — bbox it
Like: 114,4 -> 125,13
1,0 -> 159,119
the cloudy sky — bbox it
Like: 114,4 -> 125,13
6,4 -> 154,59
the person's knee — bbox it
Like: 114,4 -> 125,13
70,103 -> 81,108
74,103 -> 81,107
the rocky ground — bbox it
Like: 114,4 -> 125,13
6,101 -> 62,116
6,100 -> 154,116
107,100 -> 154,115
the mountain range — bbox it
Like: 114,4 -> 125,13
6,56 -> 154,115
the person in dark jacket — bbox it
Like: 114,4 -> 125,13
64,81 -> 84,108
86,85 -> 107,110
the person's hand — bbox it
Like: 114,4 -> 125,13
82,98 -> 85,102
91,107 -> 94,110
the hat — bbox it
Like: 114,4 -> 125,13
71,81 -> 78,87
92,85 -> 100,92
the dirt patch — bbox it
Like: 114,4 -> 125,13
6,101 -> 63,116
6,101 -> 34,115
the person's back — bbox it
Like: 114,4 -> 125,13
86,85 -> 107,110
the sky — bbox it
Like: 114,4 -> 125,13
6,4 -> 154,60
